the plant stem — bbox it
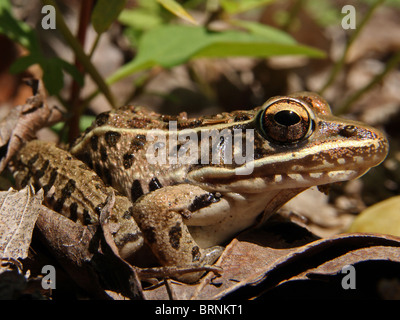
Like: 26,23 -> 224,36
41,0 -> 115,109
336,50 -> 400,115
89,33 -> 101,59
67,0 -> 93,141
282,0 -> 305,32
318,0 -> 385,95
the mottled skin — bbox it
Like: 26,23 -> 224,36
13,92 -> 388,282
14,140 -> 144,259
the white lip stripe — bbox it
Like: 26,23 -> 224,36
189,138 -> 381,179
309,172 -> 323,179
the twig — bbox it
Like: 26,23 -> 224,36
336,50 -> 400,114
41,0 -> 116,113
67,0 -> 94,141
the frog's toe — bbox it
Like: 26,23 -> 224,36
201,245 -> 224,265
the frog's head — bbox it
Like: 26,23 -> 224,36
186,92 -> 388,194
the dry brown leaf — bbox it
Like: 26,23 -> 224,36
0,79 -> 63,172
0,186 -> 43,260
143,217 -> 400,300
36,199 -> 144,300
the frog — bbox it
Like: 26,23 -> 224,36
11,92 -> 389,282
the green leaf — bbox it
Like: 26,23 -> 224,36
41,58 -> 64,95
0,0 -> 11,11
157,0 -> 197,24
80,115 -> 96,131
107,25 -> 325,84
9,54 -> 39,73
118,8 -> 163,30
44,58 -> 84,94
59,59 -> 84,87
195,41 -> 324,58
231,20 -> 295,44
220,0 -> 274,14
92,0 -> 126,34
10,53 -> 83,95
0,0 -> 39,52
1,0 -> 84,96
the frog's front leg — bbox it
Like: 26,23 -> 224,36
131,184 -> 224,283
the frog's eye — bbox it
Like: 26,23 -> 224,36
259,97 -> 314,143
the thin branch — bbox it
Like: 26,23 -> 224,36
336,50 -> 400,114
41,0 -> 116,110
67,0 -> 93,141
88,33 -> 101,59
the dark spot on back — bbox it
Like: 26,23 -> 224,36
43,169 -> 58,195
95,112 -> 110,126
100,145 -> 108,162
90,135 -> 99,151
53,198 -> 65,213
143,226 -> 156,244
0,141 -> 9,160
69,202 -> 78,222
28,154 -> 39,166
20,172 -> 32,188
123,153 -> 134,169
148,177 -> 162,191
120,232 -> 142,245
34,159 -> 50,180
94,163 -> 103,177
130,134 -> 146,151
131,179 -> 144,202
82,209 -> 91,225
61,179 -> 76,198
102,168 -> 113,186
169,223 -> 182,249
78,152 -> 93,169
105,131 -> 121,147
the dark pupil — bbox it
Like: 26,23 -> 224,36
274,110 -> 301,126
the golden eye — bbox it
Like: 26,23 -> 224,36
259,98 -> 314,143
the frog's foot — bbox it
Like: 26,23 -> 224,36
132,185 -> 226,283
172,245 -> 224,283
201,245 -> 224,265
137,263 -> 223,284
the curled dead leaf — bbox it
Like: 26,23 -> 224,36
0,79 -> 63,172
143,217 -> 400,300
